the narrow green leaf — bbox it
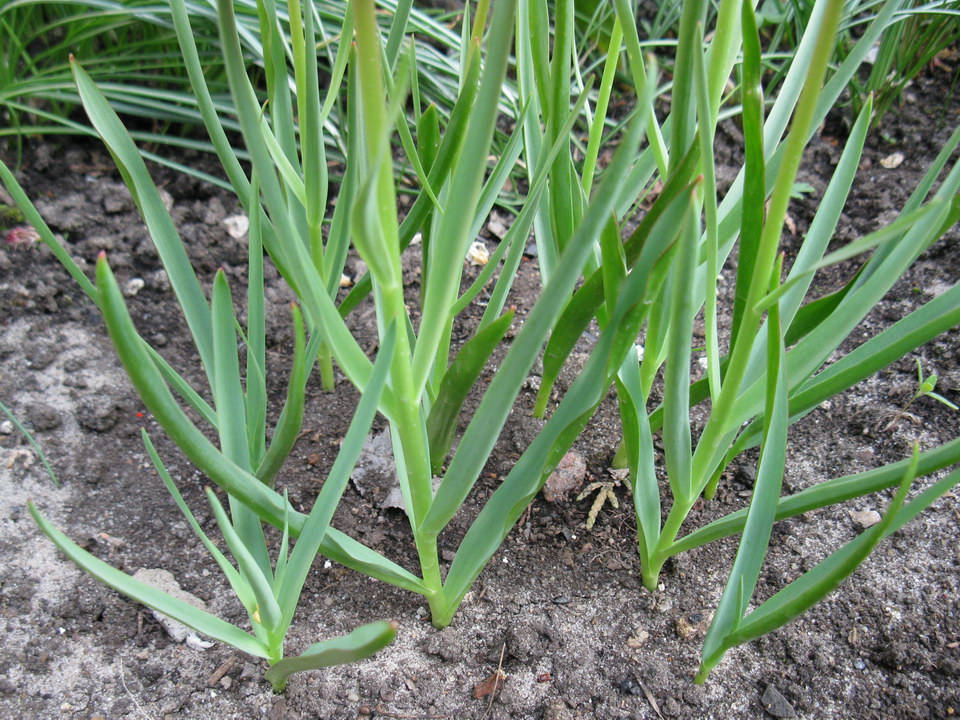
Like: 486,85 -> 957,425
212,270 -> 270,575
142,431 -> 256,614
701,257 -> 789,664
662,192 -> 699,501
29,501 -> 270,659
439,184 -> 696,618
264,621 -> 397,692
422,99 -> 650,538
729,0 -> 765,349
697,447 -> 922,681
256,306 -> 320,486
672,436 -> 960,555
245,175 -> 267,465
277,323 -> 398,627
206,487 -> 282,635
615,350 -> 660,562
0,400 -> 58,486
535,140 -> 701,417
427,311 -> 515,474
70,58 -> 214,382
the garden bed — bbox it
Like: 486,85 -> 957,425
0,66 -> 958,720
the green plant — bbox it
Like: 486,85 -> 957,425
0,398 -> 58,486
1,52 -> 400,686
3,0 -> 959,688
847,1 -> 960,126
531,0 -> 960,680
0,0 -> 493,183
911,357 -> 960,410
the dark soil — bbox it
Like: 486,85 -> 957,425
1,67 -> 959,720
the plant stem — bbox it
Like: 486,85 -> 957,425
643,496 -> 695,590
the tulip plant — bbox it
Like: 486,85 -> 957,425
2,0 -> 958,688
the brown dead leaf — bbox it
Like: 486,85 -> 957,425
473,669 -> 507,699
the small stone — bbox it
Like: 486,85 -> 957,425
223,214 -> 249,238
879,152 -> 905,169
543,699 -> 573,720
346,690 -> 359,702
122,278 -> 145,297
353,431 -> 395,498
543,451 -> 587,502
552,595 -> 571,605
158,188 -> 175,212
617,675 -> 642,695
675,612 -> 711,641
63,358 -> 85,373
24,342 -> 58,370
487,213 -> 509,239
0,421 -> 13,435
268,698 -> 287,720
762,685 -> 797,718
467,240 -> 489,266
28,404 -> 61,431
849,509 -> 882,529
89,235 -> 115,250
76,399 -> 121,433
149,269 -> 170,292
627,630 -> 649,648
131,569 -> 213,649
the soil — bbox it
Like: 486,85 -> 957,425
1,66 -> 959,720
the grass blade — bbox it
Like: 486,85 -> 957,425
0,400 -> 58,486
